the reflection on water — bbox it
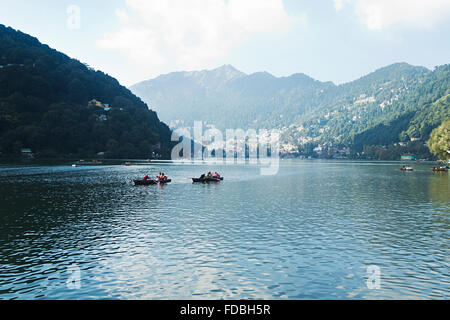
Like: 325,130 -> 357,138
0,161 -> 448,299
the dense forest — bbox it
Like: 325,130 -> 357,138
0,24 -> 172,159
284,64 -> 450,150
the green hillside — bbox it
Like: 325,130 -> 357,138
282,63 -> 450,153
401,94 -> 450,141
0,25 -> 172,159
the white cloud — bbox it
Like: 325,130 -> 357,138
334,0 -> 450,30
97,0 -> 292,82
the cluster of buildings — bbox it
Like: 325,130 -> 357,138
88,99 -> 112,121
20,148 -> 34,158
0,63 -> 25,69
88,99 -> 111,111
279,143 -> 351,159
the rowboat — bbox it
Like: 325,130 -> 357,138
431,167 -> 448,172
192,177 -> 224,183
134,179 -> 172,185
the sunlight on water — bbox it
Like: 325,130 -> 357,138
0,160 -> 448,299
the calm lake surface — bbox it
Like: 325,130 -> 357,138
0,160 -> 448,300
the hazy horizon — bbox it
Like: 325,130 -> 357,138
129,61 -> 434,87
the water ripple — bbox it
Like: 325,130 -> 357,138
0,161 -> 448,299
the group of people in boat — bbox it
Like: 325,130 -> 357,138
142,172 -> 169,182
431,166 -> 448,172
157,172 -> 169,182
200,172 -> 221,179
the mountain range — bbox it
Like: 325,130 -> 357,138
130,64 -> 334,130
131,63 -> 450,152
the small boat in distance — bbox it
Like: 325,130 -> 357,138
74,160 -> 103,166
400,166 -> 414,171
192,172 -> 224,183
192,177 -> 224,183
430,167 -> 448,172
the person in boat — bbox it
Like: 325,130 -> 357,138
161,173 -> 168,182
213,172 -> 221,178
142,175 -> 150,181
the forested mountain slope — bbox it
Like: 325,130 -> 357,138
130,65 -> 335,129
0,24 -> 172,159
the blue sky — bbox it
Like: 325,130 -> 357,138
1,0 -> 449,86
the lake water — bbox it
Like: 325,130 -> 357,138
0,160 -> 448,300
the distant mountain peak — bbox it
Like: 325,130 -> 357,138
248,71 -> 276,79
288,72 -> 312,79
206,64 -> 246,82
214,64 -> 244,73
378,62 -> 429,72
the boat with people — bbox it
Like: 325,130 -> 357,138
134,179 -> 172,185
134,179 -> 159,185
400,166 -> 414,171
192,172 -> 223,183
430,166 -> 448,172
134,173 -> 171,185
192,177 -> 223,183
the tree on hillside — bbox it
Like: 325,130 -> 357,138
428,120 -> 450,160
